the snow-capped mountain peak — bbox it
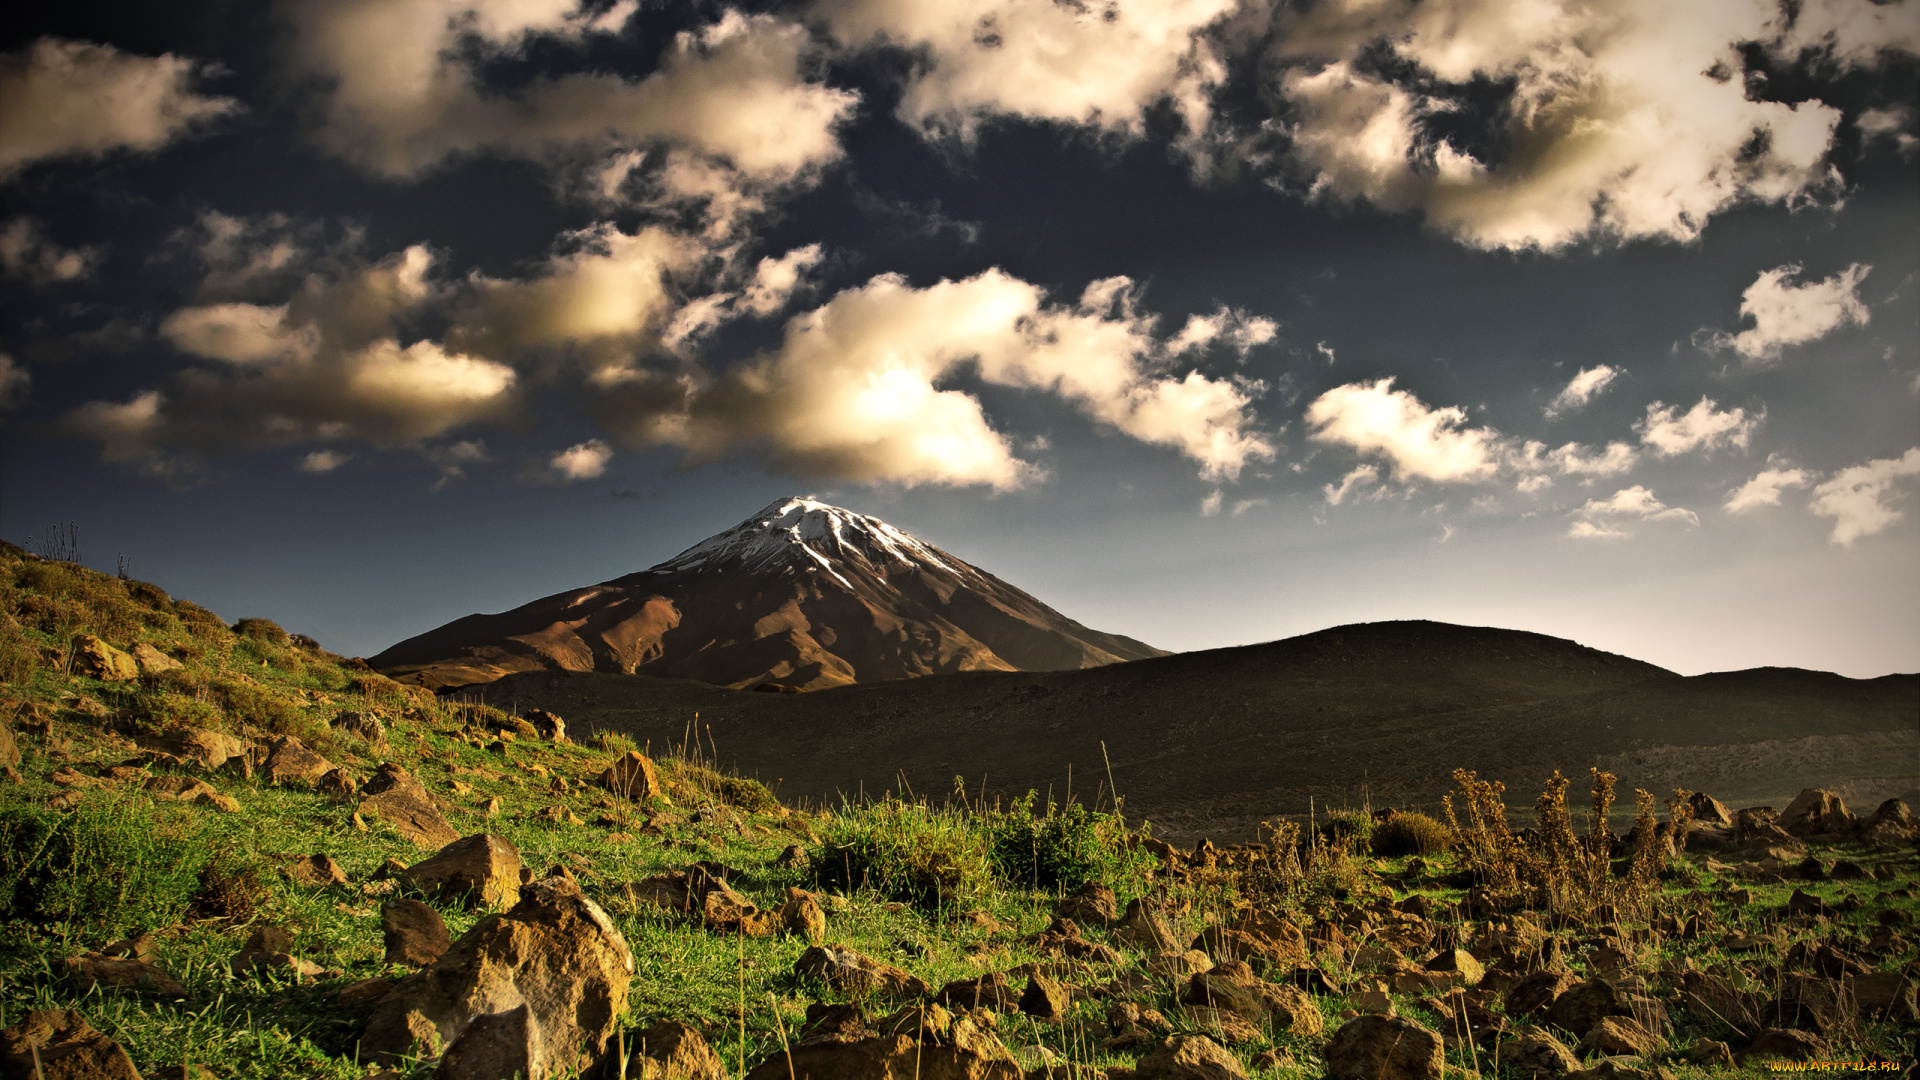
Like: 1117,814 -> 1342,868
650,496 -> 964,585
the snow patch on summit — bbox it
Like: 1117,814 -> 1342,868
650,496 -> 972,588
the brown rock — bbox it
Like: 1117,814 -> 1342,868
1545,977 -> 1633,1037
938,972 -> 1021,1013
742,1009 -> 1021,1080
1738,1029 -> 1825,1065
142,726 -> 255,772
1057,883 -> 1118,925
600,751 -> 662,800
382,898 -> 452,967
1577,1016 -> 1658,1057
338,977 -> 393,1007
793,945 -> 929,1000
1020,972 -> 1070,1022
360,764 -> 460,848
1113,898 -> 1177,951
62,954 -> 188,997
627,1019 -> 727,1079
360,875 -> 634,1075
261,736 -> 334,786
129,642 -> 183,675
317,768 -> 357,797
1191,908 -> 1306,968
1763,974 -> 1843,1033
1687,1039 -> 1734,1069
1565,1061 -> 1674,1080
229,925 -> 324,980
524,709 -> 567,744
1324,1014 -> 1444,1080
401,833 -> 524,910
1494,1026 -> 1581,1077
1779,788 -> 1855,837
1183,972 -> 1266,1022
71,635 -> 138,683
434,1002 -> 534,1080
0,725 -> 16,770
287,853 -> 348,888
1424,947 -> 1485,986
0,1009 -> 142,1079
333,711 -> 387,750
1685,792 -> 1733,827
1505,970 -> 1576,1018
1847,972 -> 1918,1020
779,892 -> 827,944
1134,1034 -> 1248,1080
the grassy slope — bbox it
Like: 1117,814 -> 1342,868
1,546 -> 1916,1078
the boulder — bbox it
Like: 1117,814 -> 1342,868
0,725 -> 16,770
1494,1027 -> 1581,1077
0,1009 -> 142,1080
1763,974 -> 1843,1033
1056,883 -> 1118,925
1545,977 -> 1634,1037
1847,972 -> 1918,1020
230,925 -> 324,980
360,764 -> 460,848
524,710 -> 567,744
142,726 -> 255,772
793,946 -> 929,1000
741,1004 -> 1019,1080
1113,898 -> 1177,951
1685,793 -> 1733,828
1134,1034 -> 1248,1079
287,853 -> 348,888
361,875 -> 634,1076
938,972 -> 1021,1013
1020,972 -> 1069,1021
1423,948 -> 1484,987
62,953 -> 188,997
1577,1016 -> 1658,1058
778,890 -> 826,944
1737,1028 -> 1823,1064
145,775 -> 239,812
263,736 -> 335,786
333,711 -> 388,750
130,642 -> 183,674
626,1019 -> 727,1080
71,635 -> 138,682
1191,908 -> 1306,968
383,899 -> 452,967
600,752 -> 662,801
1778,789 -> 1855,837
1324,1014 -> 1444,1080
1505,971 -> 1576,1018
402,834 -> 524,909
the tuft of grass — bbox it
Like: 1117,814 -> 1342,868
814,797 -> 997,911
1369,810 -> 1452,857
0,792 -> 222,934
985,790 -> 1152,896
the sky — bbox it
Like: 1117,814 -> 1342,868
0,0 -> 1916,679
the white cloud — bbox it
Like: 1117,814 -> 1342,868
817,0 -> 1238,147
740,244 -> 824,316
597,269 -> 1275,489
1304,378 -> 1502,483
62,389 -> 167,463
1635,397 -> 1759,456
550,438 -> 613,481
1808,447 -> 1920,546
300,449 -> 350,473
1168,305 -> 1280,358
1569,484 -> 1698,538
164,211 -> 324,301
1725,466 -> 1812,512
0,353 -> 28,409
1703,263 -> 1872,363
161,303 -> 319,364
1545,364 -> 1619,418
1323,463 -> 1380,505
1268,0 -> 1860,251
1857,105 -> 1917,154
0,38 -> 236,177
287,3 -> 856,187
1547,441 -> 1638,477
0,218 -> 101,284
1200,489 -> 1224,517
1231,497 -> 1267,517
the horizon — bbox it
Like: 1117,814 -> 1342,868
2,1 -> 1917,681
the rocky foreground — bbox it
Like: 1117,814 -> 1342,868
1,547 -> 1916,1078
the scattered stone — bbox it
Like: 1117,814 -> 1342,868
1505,971 -> 1576,1018
1565,1060 -> 1674,1080
70,635 -> 138,682
359,764 -> 460,848
741,1002 -> 1021,1080
1133,1034 -> 1247,1080
779,890 -> 827,944
0,1009 -> 142,1079
525,709 -> 567,744
1020,972 -> 1070,1022
338,977 -> 393,1007
1424,947 -> 1485,986
317,768 -> 357,797
1493,1026 -> 1581,1077
939,972 -> 1021,1013
1736,1029 -> 1823,1064
601,751 -> 662,801
793,945 -> 930,1000
1324,1014 -> 1444,1080
381,899 -> 452,967
1112,898 -> 1178,951
1779,789 -> 1855,837
401,833 -> 524,908
286,853 -> 348,888
229,925 -> 324,980
145,774 -> 239,812
333,711 -> 387,750
130,642 -> 183,674
1848,972 -> 1918,1020
0,726 -> 16,771
1027,918 -> 1124,964
142,726 -> 255,772
1191,908 -> 1307,968
1687,1039 -> 1734,1069
1057,883 -> 1118,925
262,736 -> 334,787
360,876 -> 634,1076
1685,792 -> 1733,827
1577,1016 -> 1657,1058
62,953 -> 188,997
626,1019 -> 727,1080
1545,977 -> 1634,1037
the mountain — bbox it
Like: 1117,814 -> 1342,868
371,496 -> 1165,691
455,620 -> 1919,841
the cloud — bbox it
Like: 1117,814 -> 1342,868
1808,447 -> 1920,546
1323,463 -> 1380,505
817,0 -> 1238,146
1725,465 -> 1812,512
596,269 -> 1275,489
1200,489 -> 1223,516
1635,397 -> 1759,457
1569,484 -> 1698,538
550,438 -> 613,481
0,38 -> 236,177
162,211 -> 331,301
1857,106 -> 1917,154
1168,305 -> 1280,358
1266,0 -> 1866,250
1545,365 -> 1619,418
739,244 -> 824,316
1231,497 -> 1267,517
1305,378 -> 1502,483
299,449 -> 350,473
0,353 -> 28,409
1547,441 -> 1638,477
287,3 -> 856,187
0,218 -> 101,284
69,245 -> 518,465
1699,263 -> 1872,364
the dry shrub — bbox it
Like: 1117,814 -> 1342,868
175,601 -> 230,642
1372,811 -> 1453,856
232,617 -> 290,646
